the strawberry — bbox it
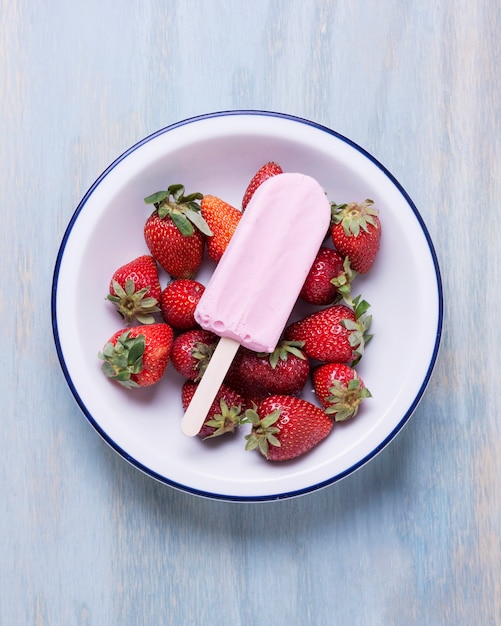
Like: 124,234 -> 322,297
243,395 -> 333,461
225,341 -> 309,402
330,199 -> 381,274
242,161 -> 283,210
106,255 -> 161,324
144,184 -> 212,278
98,323 -> 173,388
181,381 -> 245,438
299,247 -> 356,306
170,329 -> 218,381
313,363 -> 371,421
160,279 -> 205,330
284,296 -> 372,364
200,195 -> 242,263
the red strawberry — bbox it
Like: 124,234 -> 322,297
170,329 -> 218,381
331,199 -> 381,274
300,247 -> 356,306
284,296 -> 372,364
98,323 -> 173,388
181,381 -> 245,438
242,161 -> 283,210
313,363 -> 371,421
244,395 -> 333,461
225,341 -> 309,402
144,184 -> 212,278
200,195 -> 242,263
160,279 -> 205,330
106,255 -> 161,324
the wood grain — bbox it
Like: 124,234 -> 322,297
1,1 -> 500,624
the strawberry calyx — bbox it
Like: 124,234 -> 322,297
257,340 -> 306,369
324,376 -> 372,421
342,295 -> 373,365
144,184 -> 213,237
243,407 -> 281,458
204,399 -> 244,439
107,278 -> 160,324
191,341 -> 217,382
331,199 -> 379,236
330,256 -> 357,305
98,330 -> 145,388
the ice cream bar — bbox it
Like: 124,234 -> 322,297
181,172 -> 331,436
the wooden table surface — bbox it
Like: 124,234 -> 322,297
2,1 -> 500,624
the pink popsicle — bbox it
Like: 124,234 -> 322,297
181,172 -> 331,436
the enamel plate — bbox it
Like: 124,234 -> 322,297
52,111 -> 443,501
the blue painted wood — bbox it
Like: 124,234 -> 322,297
1,1 -> 500,624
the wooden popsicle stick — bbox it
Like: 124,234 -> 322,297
180,336 -> 240,437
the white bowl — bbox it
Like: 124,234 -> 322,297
52,111 -> 443,501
